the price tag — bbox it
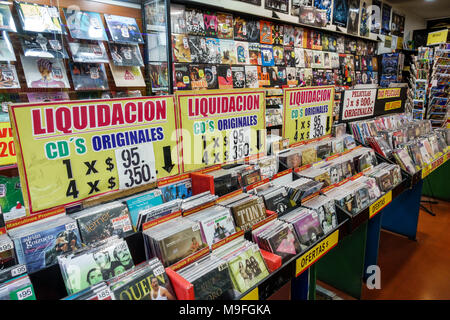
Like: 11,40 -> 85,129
192,224 -> 200,232
65,222 -> 77,231
116,143 -> 157,190
0,241 -> 13,253
10,285 -> 35,300
96,288 -> 112,300
153,266 -> 165,277
11,265 -> 27,278
228,127 -> 251,161
310,114 -> 326,139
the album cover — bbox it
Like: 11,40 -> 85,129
347,0 -> 360,35
371,0 -> 381,34
273,45 -> 284,66
258,66 -> 271,87
311,31 -> 322,50
63,9 -> 108,41
172,34 -> 191,63
277,67 -> 287,86
232,66 -> 246,89
245,65 -> 259,88
381,3 -> 391,35
174,63 -> 191,90
203,11 -> 218,37
21,55 -> 70,88
219,39 -> 236,64
283,46 -> 295,67
302,68 -> 313,86
234,16 -> 248,41
109,64 -> 145,87
0,4 -> 16,32
268,225 -> 302,262
27,92 -> 68,102
283,25 -> 295,46
303,49 -> 312,68
328,35 -> 337,52
147,32 -> 167,62
191,262 -> 235,300
321,34 -> 329,51
15,1 -> 64,34
261,44 -> 275,66
330,52 -> 340,69
294,27 -> 304,48
292,210 -> 324,246
20,32 -> 68,59
0,32 -> 14,62
70,62 -> 109,91
299,5 -> 316,26
359,0 -> 370,37
217,12 -> 233,39
263,188 -> 294,215
286,67 -> 297,86
189,36 -> 207,63
218,64 -> 233,89
149,63 -> 168,92
69,41 -> 108,63
322,52 -> 332,69
108,43 -> 144,68
312,50 -> 324,68
332,0 -> 349,27
0,64 -> 20,89
248,42 -> 262,65
336,36 -> 345,53
272,24 -> 284,45
13,220 -> 82,273
246,20 -> 260,42
305,29 -> 314,49
185,8 -> 205,36
294,48 -> 304,67
203,38 -> 221,64
235,41 -> 250,65
160,180 -> 192,201
315,0 -> 333,25
189,64 -> 208,90
204,65 -> 218,89
170,4 -> 187,34
260,20 -> 273,44
265,0 -> 289,13
104,14 -> 143,44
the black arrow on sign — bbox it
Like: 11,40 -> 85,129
162,146 -> 174,173
256,129 -> 263,150
326,116 -> 331,133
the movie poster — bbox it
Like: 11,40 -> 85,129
332,0 -> 349,28
347,0 -> 360,35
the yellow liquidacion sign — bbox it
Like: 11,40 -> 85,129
427,29 -> 448,45
377,88 -> 401,99
10,96 -> 179,214
296,229 -> 339,277
175,89 -> 266,173
385,100 -> 402,111
369,191 -> 392,218
283,86 -> 334,146
0,122 -> 16,166
241,287 -> 258,300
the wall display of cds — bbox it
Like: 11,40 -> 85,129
20,55 -> 70,88
104,14 -> 144,44
68,41 -> 109,63
14,1 -> 65,34
19,33 -> 69,59
63,8 -> 108,41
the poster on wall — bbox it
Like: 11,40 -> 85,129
282,86 -> 334,145
332,0 -> 349,28
314,0 -> 333,26
10,96 -> 180,214
359,0 -> 370,37
347,0 -> 360,35
175,89 -> 266,173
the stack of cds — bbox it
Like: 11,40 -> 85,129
218,193 -> 267,231
9,215 -> 82,273
278,148 -> 302,169
249,155 -> 279,179
185,205 -> 236,247
285,178 -> 323,206
181,191 -> 218,212
58,238 -> 134,295
108,258 -> 176,300
135,199 -> 182,231
123,189 -> 164,228
0,273 -> 35,300
177,253 -> 235,300
301,195 -> 337,235
279,207 -> 324,248
211,237 -> 270,294
0,264 -> 27,285
71,202 -> 134,245
252,219 -> 302,263
364,163 -> 402,192
208,165 -> 247,197
0,233 -> 15,270
143,217 -> 207,267
160,178 -> 193,201
250,183 -> 295,216
297,166 -> 333,188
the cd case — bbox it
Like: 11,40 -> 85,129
69,62 -> 109,91
68,41 -> 109,63
109,43 -> 144,67
104,14 -> 144,44
63,8 -> 108,41
21,55 -> 70,88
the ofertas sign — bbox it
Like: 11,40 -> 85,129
282,86 -> 334,146
339,89 -> 377,122
175,89 -> 266,173
10,96 -> 179,214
